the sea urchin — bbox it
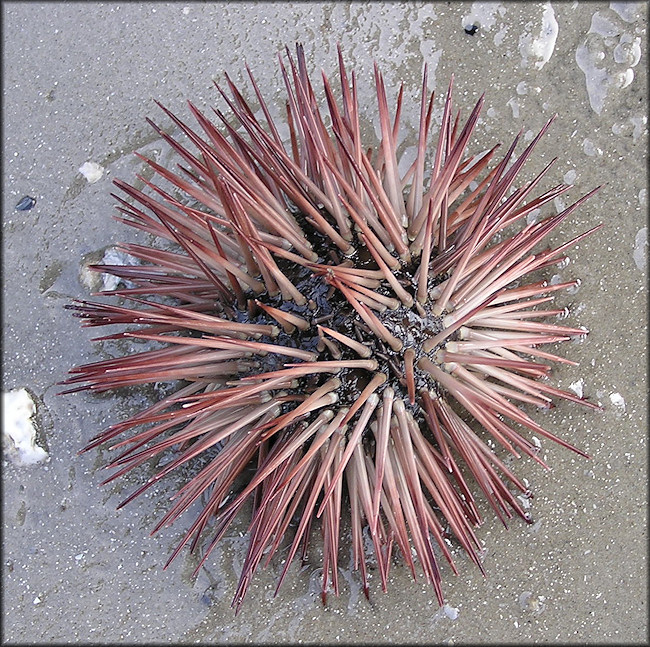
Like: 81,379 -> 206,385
63,44 -> 602,612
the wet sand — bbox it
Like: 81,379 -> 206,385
3,2 -> 647,643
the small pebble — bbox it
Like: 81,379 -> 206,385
15,196 -> 36,211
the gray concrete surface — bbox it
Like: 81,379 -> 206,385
2,2 -> 647,643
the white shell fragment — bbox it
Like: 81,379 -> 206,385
633,227 -> 647,271
79,246 -> 140,292
609,392 -> 626,411
2,389 -> 48,465
519,3 -> 558,70
569,379 -> 585,398
100,247 -> 140,291
443,603 -> 459,620
78,161 -> 105,184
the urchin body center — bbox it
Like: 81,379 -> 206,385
248,253 -> 451,409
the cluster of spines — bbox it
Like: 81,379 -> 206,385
62,44 -> 601,611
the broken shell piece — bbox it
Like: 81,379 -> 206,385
78,161 -> 104,184
2,388 -> 48,465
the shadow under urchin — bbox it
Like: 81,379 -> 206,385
62,43 -> 603,612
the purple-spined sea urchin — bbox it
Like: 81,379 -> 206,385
63,44 -> 602,612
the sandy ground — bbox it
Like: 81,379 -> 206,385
2,2 -> 647,644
